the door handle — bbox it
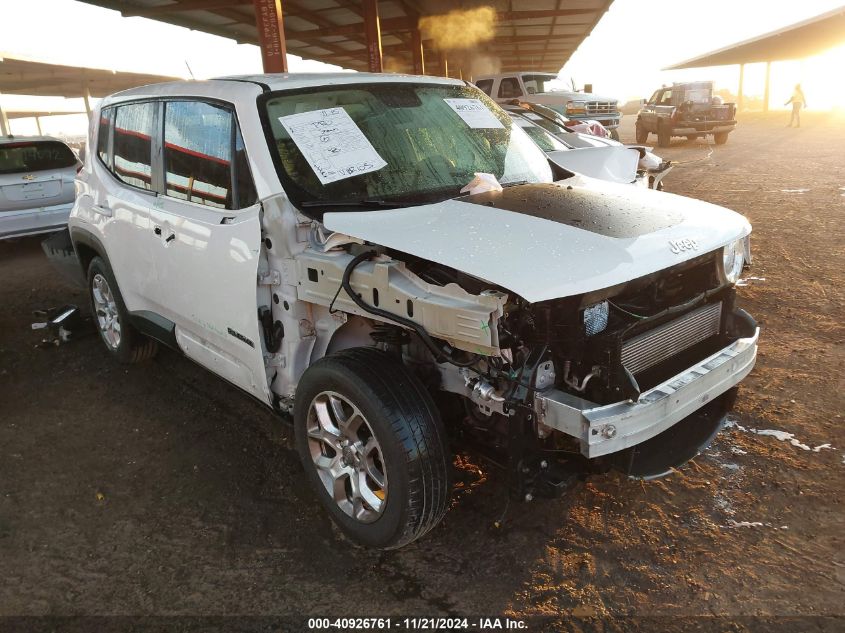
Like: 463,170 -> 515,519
154,225 -> 176,243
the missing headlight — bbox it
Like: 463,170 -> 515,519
584,301 -> 609,336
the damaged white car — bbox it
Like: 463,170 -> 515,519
69,74 -> 758,549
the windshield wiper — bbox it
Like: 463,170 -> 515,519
299,199 -> 415,209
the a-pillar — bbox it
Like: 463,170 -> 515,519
763,61 -> 771,112
253,0 -> 288,73
362,0 -> 383,72
411,27 -> 425,75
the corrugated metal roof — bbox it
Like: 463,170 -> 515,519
0,53 -> 183,97
75,0 -> 615,75
664,6 -> 845,69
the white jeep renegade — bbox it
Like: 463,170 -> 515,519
70,73 -> 758,549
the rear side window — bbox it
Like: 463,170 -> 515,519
0,141 -> 76,175
96,109 -> 112,167
164,100 -> 255,210
474,79 -> 493,96
113,102 -> 155,191
498,77 -> 522,99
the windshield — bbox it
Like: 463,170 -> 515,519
521,74 -> 568,94
261,82 -> 553,208
509,115 -> 570,152
0,140 -> 77,175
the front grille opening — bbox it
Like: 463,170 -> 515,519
621,301 -> 723,375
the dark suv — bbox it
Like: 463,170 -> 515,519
636,81 -> 737,147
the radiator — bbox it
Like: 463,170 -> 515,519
621,302 -> 722,375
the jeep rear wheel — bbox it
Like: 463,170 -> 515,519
714,131 -> 730,145
293,347 -> 450,549
87,257 -> 158,364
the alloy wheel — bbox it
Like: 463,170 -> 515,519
92,273 -> 121,349
306,391 -> 387,523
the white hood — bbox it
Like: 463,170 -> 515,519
323,176 -> 750,303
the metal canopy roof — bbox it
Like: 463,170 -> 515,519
0,53 -> 183,98
76,0 -> 614,75
5,110 -> 85,119
664,6 -> 845,69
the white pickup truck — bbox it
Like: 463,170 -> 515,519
474,72 -> 622,139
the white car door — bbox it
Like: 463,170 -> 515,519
147,100 -> 270,404
95,102 -> 159,311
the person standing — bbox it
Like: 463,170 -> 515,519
785,84 -> 807,127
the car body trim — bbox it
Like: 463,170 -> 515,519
128,310 -> 179,349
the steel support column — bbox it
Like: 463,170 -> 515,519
35,116 -> 43,136
362,0 -> 383,72
83,86 -> 92,116
411,27 -> 425,75
253,0 -> 288,73
737,63 -> 744,111
763,61 -> 771,112
439,51 -> 448,78
0,96 -> 9,136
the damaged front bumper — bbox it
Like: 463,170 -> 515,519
534,327 -> 759,458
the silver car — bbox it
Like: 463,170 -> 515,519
0,136 -> 80,239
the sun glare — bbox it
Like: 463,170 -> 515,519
799,44 -> 845,109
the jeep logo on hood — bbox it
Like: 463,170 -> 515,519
669,238 -> 698,254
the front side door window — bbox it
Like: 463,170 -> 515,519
498,77 -> 523,99
474,79 -> 493,96
164,101 -> 235,209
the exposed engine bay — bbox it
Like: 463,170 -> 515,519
271,228 -> 757,498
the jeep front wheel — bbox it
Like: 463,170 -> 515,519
293,347 -> 450,549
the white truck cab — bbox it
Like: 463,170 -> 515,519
69,73 -> 757,550
474,72 -> 622,139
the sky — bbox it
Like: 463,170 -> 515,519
560,0 -> 845,106
2,0 -> 844,137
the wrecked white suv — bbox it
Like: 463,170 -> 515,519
70,74 -> 758,549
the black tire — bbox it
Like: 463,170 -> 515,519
293,347 -> 450,549
609,128 -> 620,141
87,256 -> 158,364
657,123 -> 671,148
714,131 -> 729,145
635,123 -> 649,144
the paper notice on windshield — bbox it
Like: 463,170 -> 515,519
278,107 -> 387,185
443,98 -> 504,129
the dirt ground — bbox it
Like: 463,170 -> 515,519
1,111 -> 843,629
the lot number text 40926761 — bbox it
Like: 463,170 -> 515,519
307,617 -> 527,630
